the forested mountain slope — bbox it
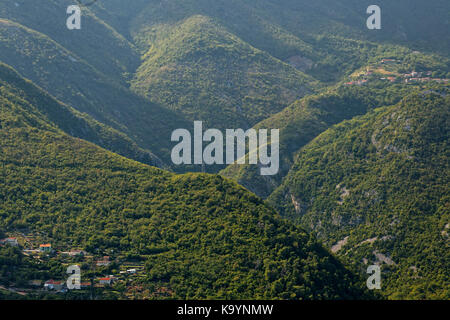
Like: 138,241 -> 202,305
0,82 -> 369,299
2,0 -> 449,169
268,90 -> 450,299
131,15 -> 316,129
125,0 -> 450,80
0,62 -> 164,167
0,18 -> 190,165
0,0 -> 140,81
0,0 -> 448,301
221,52 -> 450,198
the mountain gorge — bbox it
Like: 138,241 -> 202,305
0,0 -> 448,300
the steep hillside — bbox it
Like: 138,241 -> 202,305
128,0 -> 450,82
0,19 -> 190,164
221,52 -> 450,198
0,62 -> 163,167
0,84 -> 369,300
0,0 -> 139,81
0,0 -> 447,301
268,90 -> 450,299
2,0 -> 448,169
131,15 -> 316,129
220,82 -> 413,197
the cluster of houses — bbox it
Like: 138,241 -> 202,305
0,237 -> 19,247
1,238 -> 121,292
402,71 -> 448,84
345,59 -> 449,87
1,234 -> 148,297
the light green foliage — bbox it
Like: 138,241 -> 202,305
131,15 -> 316,129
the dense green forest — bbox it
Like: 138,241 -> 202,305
0,80 -> 370,299
0,0 -> 448,300
0,62 -> 165,168
0,18 -> 189,166
269,91 -> 449,299
2,0 -> 448,167
131,14 -> 316,129
220,81 -> 440,197
221,50 -> 449,197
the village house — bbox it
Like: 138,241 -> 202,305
0,237 -> 19,247
39,243 -> 52,253
98,276 -> 116,286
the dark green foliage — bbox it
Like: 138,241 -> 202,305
0,0 -> 448,300
0,86 -> 369,299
